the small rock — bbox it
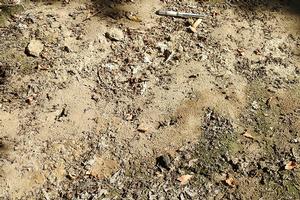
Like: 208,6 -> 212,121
42,189 -> 50,200
156,154 -> 171,169
291,138 -> 299,143
105,28 -> 124,41
251,101 -> 259,110
156,42 -> 168,53
179,193 -> 185,200
89,156 -> 119,179
201,54 -> 208,61
131,65 -> 142,74
137,123 -> 149,132
25,39 -> 44,57
25,96 -> 34,105
143,53 -> 152,63
104,63 -> 119,70
225,177 -> 238,187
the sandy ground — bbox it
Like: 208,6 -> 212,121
0,0 -> 300,199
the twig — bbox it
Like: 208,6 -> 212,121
82,10 -> 101,22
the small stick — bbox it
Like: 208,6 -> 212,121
156,10 -> 206,18
83,10 -> 101,22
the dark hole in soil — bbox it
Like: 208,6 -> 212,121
0,64 -> 10,85
0,69 -> 7,85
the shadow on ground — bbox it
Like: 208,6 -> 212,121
87,0 -> 300,27
226,0 -> 300,34
227,0 -> 300,14
89,0 -> 127,19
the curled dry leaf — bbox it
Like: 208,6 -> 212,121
177,174 -> 193,185
285,161 -> 297,170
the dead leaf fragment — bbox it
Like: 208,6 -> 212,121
189,26 -> 197,33
189,18 -> 202,33
285,161 -> 297,170
243,132 -> 254,139
192,18 -> 202,29
177,174 -> 193,185
225,177 -> 237,187
126,12 -> 142,22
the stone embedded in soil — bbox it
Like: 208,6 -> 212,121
143,53 -> 152,63
137,123 -> 148,132
25,39 -> 44,57
105,28 -> 124,41
89,156 -> 119,179
104,63 -> 119,71
251,101 -> 259,110
156,42 -> 168,53
137,122 -> 154,132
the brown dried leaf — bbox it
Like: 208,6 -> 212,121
285,161 -> 297,170
177,174 -> 193,185
126,13 -> 142,22
225,177 -> 237,187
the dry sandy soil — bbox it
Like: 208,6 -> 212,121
0,0 -> 300,199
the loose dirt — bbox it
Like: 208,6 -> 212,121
0,0 -> 299,199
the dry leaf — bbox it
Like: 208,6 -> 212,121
285,161 -> 297,170
243,132 -> 254,139
177,174 -> 193,185
192,18 -> 202,29
225,177 -> 237,187
126,13 -> 142,22
189,26 -> 197,33
189,19 -> 202,33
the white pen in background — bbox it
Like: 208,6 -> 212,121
156,10 -> 207,18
